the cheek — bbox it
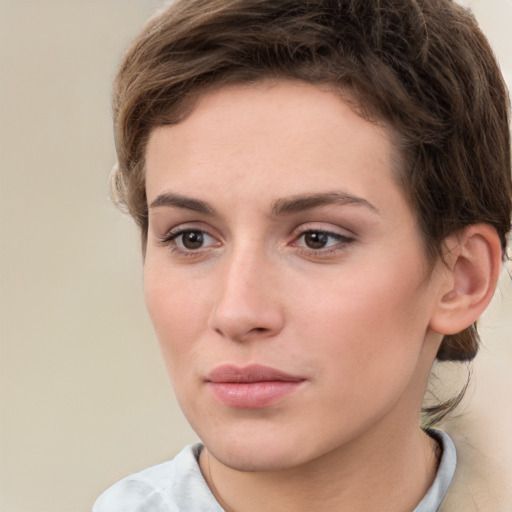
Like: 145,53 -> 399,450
144,265 -> 209,372
295,284 -> 431,423
290,254 -> 432,378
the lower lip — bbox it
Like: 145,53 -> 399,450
208,381 -> 303,408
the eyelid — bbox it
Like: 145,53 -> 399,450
291,222 -> 356,240
158,221 -> 217,241
289,223 -> 357,254
158,223 -> 222,256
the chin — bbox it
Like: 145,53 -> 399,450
208,441 -> 301,473
198,420 -> 334,473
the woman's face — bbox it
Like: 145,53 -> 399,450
144,81 -> 445,471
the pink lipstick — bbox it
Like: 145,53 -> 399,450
206,364 -> 305,409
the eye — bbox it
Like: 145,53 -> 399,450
295,229 -> 354,251
302,231 -> 333,249
176,230 -> 208,250
160,228 -> 219,252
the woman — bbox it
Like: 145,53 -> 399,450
94,0 -> 511,510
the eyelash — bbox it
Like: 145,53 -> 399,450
292,229 -> 355,254
158,227 -> 355,257
159,228 -> 219,257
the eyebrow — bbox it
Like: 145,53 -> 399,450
271,192 -> 379,216
148,190 -> 378,216
149,192 -> 216,215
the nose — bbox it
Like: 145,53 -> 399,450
208,247 -> 285,342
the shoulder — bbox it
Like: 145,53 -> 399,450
439,424 -> 511,512
92,443 -> 223,512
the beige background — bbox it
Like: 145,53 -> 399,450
0,1 -> 510,511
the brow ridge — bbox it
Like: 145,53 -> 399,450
271,192 -> 378,216
149,191 -> 377,217
149,192 -> 216,215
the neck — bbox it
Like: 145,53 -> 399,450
200,422 -> 440,512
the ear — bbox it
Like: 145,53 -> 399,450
429,224 -> 502,336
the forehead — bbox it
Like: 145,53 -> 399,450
146,80 -> 400,198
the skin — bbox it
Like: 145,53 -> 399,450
143,80 -> 452,511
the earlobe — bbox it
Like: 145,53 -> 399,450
429,224 -> 502,336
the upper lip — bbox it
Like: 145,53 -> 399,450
206,364 -> 305,383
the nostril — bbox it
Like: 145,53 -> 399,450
213,325 -> 271,341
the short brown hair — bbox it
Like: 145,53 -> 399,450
112,1 -> 511,369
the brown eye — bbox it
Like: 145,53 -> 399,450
161,227 -> 219,254
179,230 -> 205,249
295,229 -> 354,253
303,231 -> 329,249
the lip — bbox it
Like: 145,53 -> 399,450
206,364 -> 306,409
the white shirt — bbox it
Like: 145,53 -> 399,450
93,430 -> 456,511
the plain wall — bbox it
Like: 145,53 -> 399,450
0,1 -> 510,511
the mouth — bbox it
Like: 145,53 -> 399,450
206,364 -> 306,409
